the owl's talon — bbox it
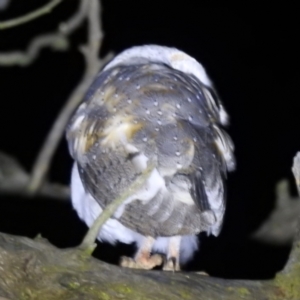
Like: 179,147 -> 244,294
162,236 -> 181,271
120,256 -> 137,268
163,257 -> 180,272
120,254 -> 163,270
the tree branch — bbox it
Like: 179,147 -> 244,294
0,231 -> 290,300
0,152 -> 69,200
58,0 -> 89,35
252,179 -> 300,245
0,0 -> 63,30
281,153 -> 300,274
26,0 -> 113,194
0,1 -> 89,67
0,33 -> 69,66
272,153 -> 300,300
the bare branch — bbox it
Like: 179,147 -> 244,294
27,0 -> 113,194
0,151 -> 69,200
0,33 -> 69,66
252,179 -> 300,245
0,0 -> 90,67
281,152 -> 300,275
0,230 -> 296,300
0,0 -> 113,192
59,0 -> 89,35
0,0 -> 63,30
292,152 -> 300,195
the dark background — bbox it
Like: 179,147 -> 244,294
0,0 -> 299,279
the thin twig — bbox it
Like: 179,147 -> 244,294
59,0 -> 89,35
0,1 -> 87,67
0,0 -> 92,68
0,151 -> 69,200
0,33 -> 68,66
0,181 -> 69,200
0,0 -> 63,30
27,0 -> 112,194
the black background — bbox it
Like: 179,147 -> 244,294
0,0 -> 299,279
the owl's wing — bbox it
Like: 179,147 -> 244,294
67,63 -> 235,236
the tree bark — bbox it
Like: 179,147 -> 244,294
0,228 -> 299,300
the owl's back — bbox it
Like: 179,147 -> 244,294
67,62 -> 235,237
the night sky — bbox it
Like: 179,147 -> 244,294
0,1 -> 299,279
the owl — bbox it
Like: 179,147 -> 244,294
66,45 -> 235,271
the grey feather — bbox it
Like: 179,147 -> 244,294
67,62 -> 234,238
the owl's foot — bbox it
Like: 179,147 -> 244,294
162,236 -> 181,271
163,257 -> 180,271
120,254 -> 163,269
120,236 -> 163,270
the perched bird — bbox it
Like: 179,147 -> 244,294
66,45 -> 235,271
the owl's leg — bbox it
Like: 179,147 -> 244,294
120,236 -> 163,269
163,236 -> 181,271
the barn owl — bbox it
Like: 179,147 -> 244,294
66,45 -> 235,271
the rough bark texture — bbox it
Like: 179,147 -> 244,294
0,229 -> 299,300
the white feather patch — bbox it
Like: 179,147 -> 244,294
219,104 -> 229,126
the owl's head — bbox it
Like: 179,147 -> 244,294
104,45 -> 228,126
104,45 -> 212,87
